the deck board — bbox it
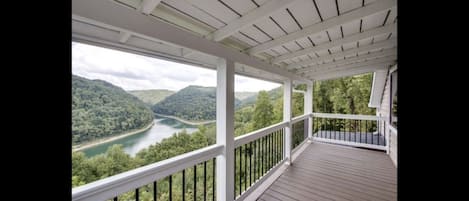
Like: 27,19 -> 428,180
257,142 -> 396,201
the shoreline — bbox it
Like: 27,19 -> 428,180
72,121 -> 155,152
154,113 -> 215,126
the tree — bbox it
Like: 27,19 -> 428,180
252,91 -> 274,130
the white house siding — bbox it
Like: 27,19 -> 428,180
377,70 -> 397,167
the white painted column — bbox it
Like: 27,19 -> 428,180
306,82 -> 313,140
283,79 -> 292,164
216,58 -> 235,201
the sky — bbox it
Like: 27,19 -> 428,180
72,42 -> 280,92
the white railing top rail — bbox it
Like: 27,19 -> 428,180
234,121 -> 288,147
312,112 -> 383,121
72,144 -> 223,201
291,113 -> 312,124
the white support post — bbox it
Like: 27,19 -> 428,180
216,58 -> 235,201
306,83 -> 313,140
283,79 -> 292,164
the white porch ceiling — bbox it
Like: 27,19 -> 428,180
72,0 -> 397,82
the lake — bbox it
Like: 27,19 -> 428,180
80,116 -> 199,157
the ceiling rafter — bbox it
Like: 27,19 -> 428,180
207,0 -> 296,41
272,23 -> 396,63
139,0 -> 162,14
311,62 -> 392,81
287,38 -> 396,70
297,48 -> 396,74
304,56 -> 396,77
247,0 -> 395,55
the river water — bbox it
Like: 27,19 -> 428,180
80,116 -> 198,157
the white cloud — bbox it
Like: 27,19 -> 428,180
72,42 -> 280,92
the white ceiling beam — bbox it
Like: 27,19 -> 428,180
296,48 -> 396,74
181,48 -> 195,57
311,62 -> 392,81
208,0 -> 296,41
118,31 -> 132,43
72,0 -> 311,83
273,23 -> 396,63
286,38 -> 396,70
139,0 -> 162,15
305,56 -> 396,76
248,0 -> 396,55
304,56 -> 396,77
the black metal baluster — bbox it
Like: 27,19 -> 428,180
347,119 -> 350,141
359,120 -> 362,143
271,133 -> 273,167
354,119 -> 356,142
244,144 -> 247,192
268,134 -> 271,169
249,141 -> 252,187
239,145 -> 242,196
282,129 -> 284,160
204,161 -> 206,201
169,175 -> 172,201
182,169 -> 185,201
377,120 -> 378,145
269,133 -> 272,167
136,188 -> 139,201
213,158 -> 215,201
320,118 -> 323,137
332,119 -> 337,140
313,117 -> 316,136
275,131 -> 278,163
193,165 -> 196,201
261,136 -> 264,175
254,140 -> 257,181
234,147 -> 236,198
365,120 -> 368,144
153,181 -> 157,201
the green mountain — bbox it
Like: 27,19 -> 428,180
152,86 -> 242,121
235,92 -> 257,101
238,86 -> 283,108
72,75 -> 154,145
128,89 -> 174,106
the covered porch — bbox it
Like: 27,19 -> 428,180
72,0 -> 397,200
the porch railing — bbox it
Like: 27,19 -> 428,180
233,121 -> 287,200
72,112 -> 388,201
312,113 -> 386,150
72,144 -> 223,201
291,114 -> 311,151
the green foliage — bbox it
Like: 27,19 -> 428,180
313,73 -> 375,115
72,75 -> 154,145
252,91 -> 274,130
128,89 -> 174,106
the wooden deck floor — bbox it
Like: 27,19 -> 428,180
257,142 -> 397,201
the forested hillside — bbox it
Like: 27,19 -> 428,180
72,75 -> 154,145
152,86 -> 242,121
238,86 -> 283,108
313,73 -> 375,115
128,89 -> 174,106
234,91 -> 257,101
